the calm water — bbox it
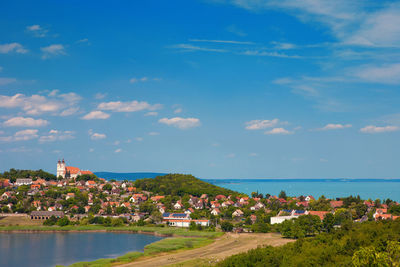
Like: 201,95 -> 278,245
0,232 -> 163,267
206,179 -> 400,201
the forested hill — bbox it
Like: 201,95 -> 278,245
134,174 -> 239,197
0,168 -> 56,182
94,172 -> 167,180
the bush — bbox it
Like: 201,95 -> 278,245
57,216 -> 70,226
221,221 -> 233,232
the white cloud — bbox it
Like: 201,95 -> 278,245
98,100 -> 161,112
145,111 -> 158,116
174,108 -> 182,114
319,123 -> 352,131
114,148 -> 122,153
26,24 -> 47,37
3,117 -> 49,127
94,93 -> 107,99
129,76 -> 158,84
249,152 -> 258,157
240,50 -> 301,58
360,125 -> 399,134
90,132 -> 107,140
0,92 -> 81,116
0,66 -> 3,72
353,63 -> 400,84
89,148 -> 94,152
226,153 -> 236,158
0,78 -> 17,86
226,25 -> 247,37
189,39 -> 255,45
171,44 -> 228,53
159,117 -> 201,129
0,43 -> 28,54
39,130 -> 75,143
41,44 -> 66,59
81,110 -> 110,120
265,128 -> 293,135
14,129 -> 39,141
245,119 -> 279,130
135,137 -> 143,141
148,132 -> 159,136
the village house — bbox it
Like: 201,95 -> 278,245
15,178 -> 33,186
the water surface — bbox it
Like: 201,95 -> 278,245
0,232 -> 163,267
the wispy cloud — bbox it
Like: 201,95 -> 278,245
26,24 -> 48,37
245,119 -> 279,130
226,25 -> 247,37
189,39 -> 255,45
0,78 -> 17,86
352,63 -> 400,84
170,44 -> 228,53
0,129 -> 39,142
89,130 -> 107,140
41,44 -> 66,59
39,130 -> 75,143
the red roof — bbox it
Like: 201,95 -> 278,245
66,166 -> 80,174
81,170 -> 93,175
330,201 -> 343,208
309,211 -> 330,220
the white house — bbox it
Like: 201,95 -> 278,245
15,178 -> 32,186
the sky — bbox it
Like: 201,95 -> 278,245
0,0 -> 400,179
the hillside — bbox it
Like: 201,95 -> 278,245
93,172 -> 167,180
134,173 -> 239,197
0,168 -> 56,182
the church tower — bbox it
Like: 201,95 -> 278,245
57,159 -> 66,178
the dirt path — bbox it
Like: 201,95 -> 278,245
119,233 -> 294,267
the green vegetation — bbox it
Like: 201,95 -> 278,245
217,220 -> 400,267
0,168 -> 56,182
134,173 -> 237,197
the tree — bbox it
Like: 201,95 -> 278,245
221,221 -> 233,232
279,190 -> 287,199
322,213 -> 335,233
57,216 -> 70,226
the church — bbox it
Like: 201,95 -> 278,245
57,159 -> 93,179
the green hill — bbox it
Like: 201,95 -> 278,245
0,168 -> 56,182
134,173 -> 239,197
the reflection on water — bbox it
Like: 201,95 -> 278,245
0,232 -> 163,267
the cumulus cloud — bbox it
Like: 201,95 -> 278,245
41,44 -> 66,59
98,100 -> 161,112
0,92 -> 81,116
114,148 -> 122,153
0,43 -> 28,54
245,119 -> 279,130
360,125 -> 399,134
264,128 -> 293,135
3,117 -> 49,127
318,123 -> 352,131
81,110 -> 110,120
158,117 -> 201,129
39,130 -> 75,143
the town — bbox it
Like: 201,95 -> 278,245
1,160 -> 399,234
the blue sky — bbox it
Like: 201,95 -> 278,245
1,0 -> 400,179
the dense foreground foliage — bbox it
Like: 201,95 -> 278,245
218,220 -> 400,266
0,168 -> 56,182
134,174 -> 237,197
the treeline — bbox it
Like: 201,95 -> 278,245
217,220 -> 400,266
134,174 -> 237,197
0,168 -> 56,182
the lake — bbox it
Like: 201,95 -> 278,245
206,179 -> 400,201
0,232 -> 163,267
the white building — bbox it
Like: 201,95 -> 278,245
15,178 -> 32,186
57,159 -> 93,179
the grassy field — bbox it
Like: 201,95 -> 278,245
0,216 -> 43,226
